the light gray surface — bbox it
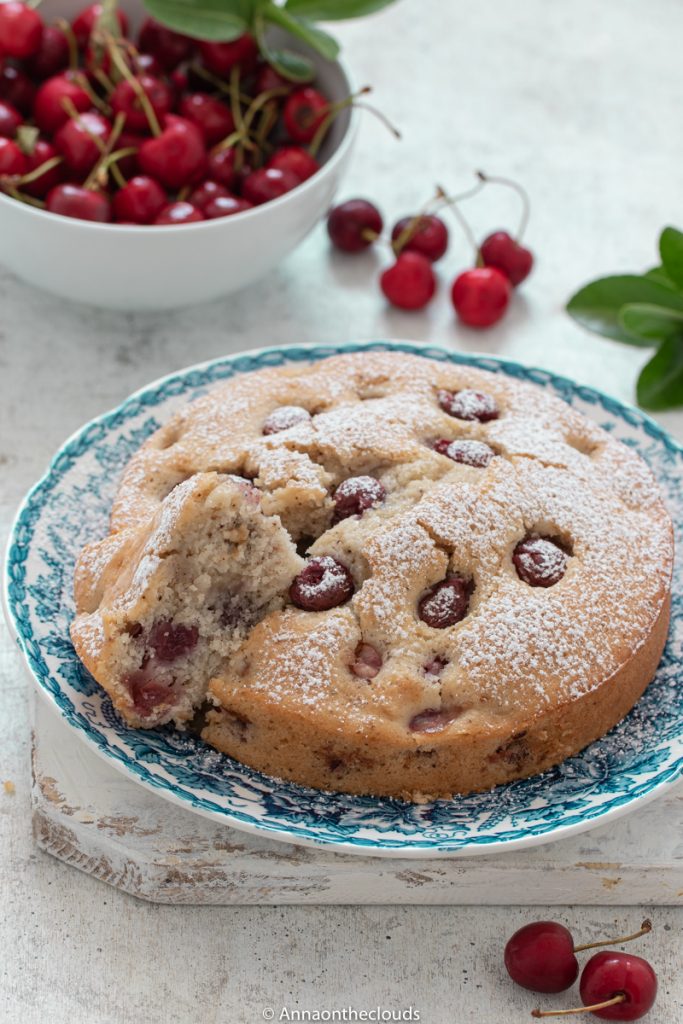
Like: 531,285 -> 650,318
2,0 -> 683,1020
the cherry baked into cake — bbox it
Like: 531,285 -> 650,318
70,352 -> 674,801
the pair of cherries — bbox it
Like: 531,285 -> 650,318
326,177 -> 533,327
505,918 -> 657,1019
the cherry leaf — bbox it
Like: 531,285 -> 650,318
284,0 -> 399,19
637,335 -> 683,410
619,303 -> 683,345
142,0 -> 249,41
265,5 -> 339,61
659,226 -> 683,290
566,275 -> 683,344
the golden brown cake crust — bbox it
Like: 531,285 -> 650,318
71,351 -> 674,799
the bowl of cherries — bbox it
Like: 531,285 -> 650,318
0,0 -> 357,309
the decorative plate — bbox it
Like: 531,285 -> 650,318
5,341 -> 683,858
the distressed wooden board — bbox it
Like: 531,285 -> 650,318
31,697 -> 683,905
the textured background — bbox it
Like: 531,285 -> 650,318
2,0 -> 682,1020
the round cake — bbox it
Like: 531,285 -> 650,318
70,351 -> 674,800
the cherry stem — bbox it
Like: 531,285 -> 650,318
106,35 -> 161,136
73,71 -> 111,115
309,86 -> 400,159
55,17 -> 80,71
476,169 -> 531,243
0,182 -> 45,208
573,919 -> 652,954
435,181 -> 483,259
17,154 -> 63,186
83,110 -> 126,190
531,994 -> 626,1018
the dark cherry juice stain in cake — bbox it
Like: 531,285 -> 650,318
289,555 -> 354,610
409,705 -> 464,733
437,388 -> 499,422
418,575 -> 471,628
333,475 -> 386,522
262,405 -> 311,435
513,536 -> 568,587
123,669 -> 174,716
350,642 -> 382,679
433,438 -> 495,468
149,620 -> 199,662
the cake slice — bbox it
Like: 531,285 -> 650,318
70,472 -> 303,728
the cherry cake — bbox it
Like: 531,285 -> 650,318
70,352 -> 674,800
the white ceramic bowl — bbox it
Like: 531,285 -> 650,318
0,0 -> 356,310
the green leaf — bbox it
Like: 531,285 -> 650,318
659,226 -> 683,289
253,14 -> 315,81
644,265 -> 676,288
566,274 -> 683,344
619,303 -> 683,345
637,334 -> 683,410
284,0 -> 399,20
264,4 -> 339,60
142,0 -> 249,41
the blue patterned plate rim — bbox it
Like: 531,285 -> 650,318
4,339 -> 683,858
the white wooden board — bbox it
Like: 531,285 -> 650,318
31,697 -> 683,905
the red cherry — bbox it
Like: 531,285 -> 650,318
327,198 -> 383,252
178,92 -> 234,145
138,115 -> 206,189
333,476 -> 386,522
242,166 -> 299,205
417,575 -> 471,628
154,201 -> 205,225
124,672 -> 174,716
0,136 -> 26,176
149,620 -> 198,661
290,556 -> 354,611
138,17 -> 193,71
451,266 -> 511,327
22,139 -> 63,197
0,100 -> 21,138
437,388 -> 499,422
198,34 -> 259,77
480,230 -> 533,286
202,193 -> 252,219
113,175 -> 166,224
380,251 -> 436,310
0,2 -> 43,59
350,642 -> 382,679
71,3 -> 128,47
578,953 -> 657,1021
283,86 -> 328,143
262,405 -> 311,434
391,214 -> 449,262
34,74 -> 90,134
54,110 -> 111,176
46,183 -> 110,221
111,75 -> 173,134
267,145 -> 319,183
0,64 -> 35,114
255,64 -> 293,95
513,536 -> 568,588
26,24 -> 69,80
206,145 -> 239,189
408,706 -> 464,733
505,922 -> 579,993
132,52 -> 163,78
433,438 -> 495,468
189,179 -> 229,210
